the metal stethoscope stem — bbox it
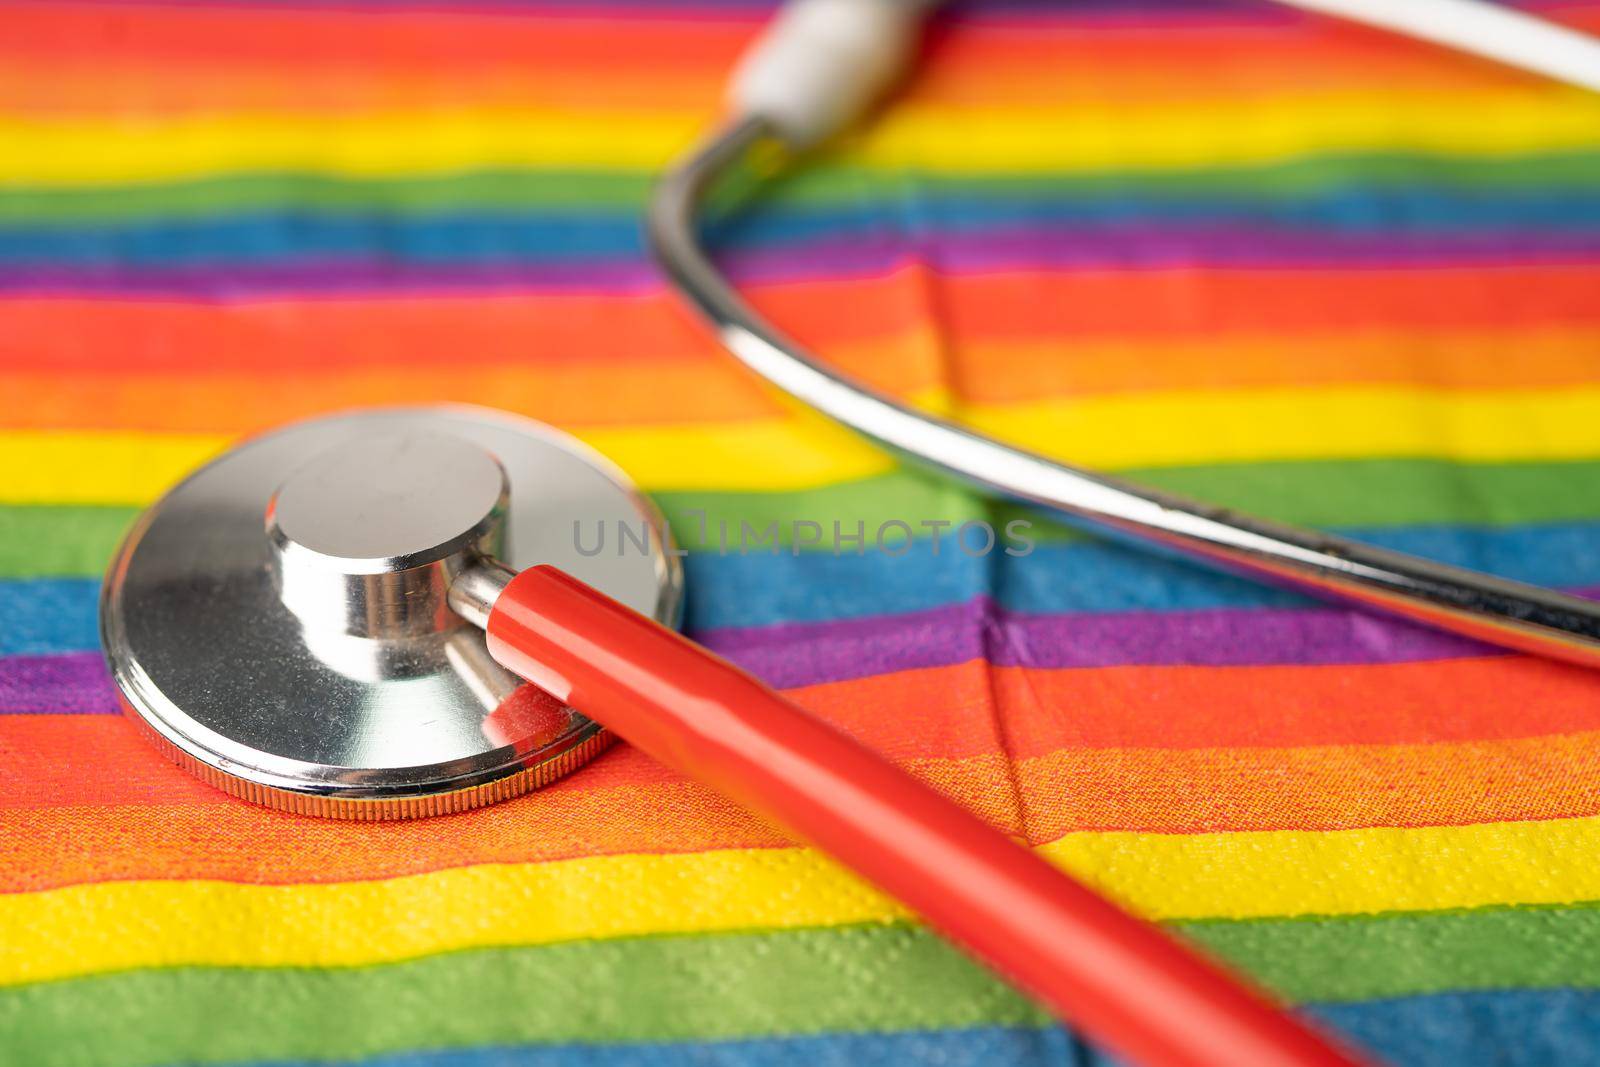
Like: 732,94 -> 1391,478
647,115 -> 1600,670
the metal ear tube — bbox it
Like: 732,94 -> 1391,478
647,0 -> 1600,674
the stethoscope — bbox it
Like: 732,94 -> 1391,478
97,5 -> 1600,1067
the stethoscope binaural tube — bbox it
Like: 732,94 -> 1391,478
646,0 -> 1600,671
453,559 -> 1367,1067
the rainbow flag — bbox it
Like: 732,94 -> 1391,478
3,0 -> 1600,1063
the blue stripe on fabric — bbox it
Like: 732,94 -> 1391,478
3,189 -> 1600,266
246,1028 -> 1096,1067
0,577 -> 100,657
1311,989 -> 1600,1067
220,988 -> 1600,1067
684,519 -> 1600,629
6,521 -> 1599,654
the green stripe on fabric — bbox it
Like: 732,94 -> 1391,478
5,906 -> 1600,1067
1184,905 -> 1600,1004
2,151 -> 1597,223
0,926 -> 1042,1067
1132,457 -> 1600,529
0,505 -> 134,579
4,458 -> 1600,578
655,457 -> 1600,550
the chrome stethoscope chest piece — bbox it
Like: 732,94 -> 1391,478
100,406 -> 682,818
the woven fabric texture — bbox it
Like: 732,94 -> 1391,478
3,1 -> 1600,1064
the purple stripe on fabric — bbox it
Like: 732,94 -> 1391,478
699,599 -> 1501,688
2,228 -> 1596,297
699,601 -> 991,688
2,594 -> 1565,714
0,651 -> 116,714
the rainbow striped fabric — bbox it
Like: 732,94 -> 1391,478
4,1 -> 1600,1064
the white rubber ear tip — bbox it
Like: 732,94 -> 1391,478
729,0 -> 932,148
1282,0 -> 1600,93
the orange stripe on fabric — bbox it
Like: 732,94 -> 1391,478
1017,732 -> 1600,839
8,267 -> 1596,371
9,657 -> 1600,801
0,4 -> 752,67
990,655 -> 1600,755
952,327 -> 1600,402
7,719 -> 1600,891
0,787 -> 789,894
8,326 -> 1600,433
10,653 -> 1600,808
12,657 -> 1600,803
0,283 -> 927,373
800,656 -> 1600,761
0,668 -> 1011,807
3,3 -> 1593,115
0,364 -> 789,434
4,265 -> 1598,400
937,264 -> 1600,341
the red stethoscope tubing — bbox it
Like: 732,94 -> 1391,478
486,564 -> 1367,1067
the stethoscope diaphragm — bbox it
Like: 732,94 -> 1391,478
100,405 -> 681,818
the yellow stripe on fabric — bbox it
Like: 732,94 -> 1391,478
0,110 -> 698,185
0,417 -> 887,505
1037,818 -> 1600,922
3,90 -> 1598,185
6,815 -> 1600,987
5,384 -> 1600,504
0,848 -> 895,987
959,384 -> 1600,469
869,93 -> 1600,174
0,432 -> 234,506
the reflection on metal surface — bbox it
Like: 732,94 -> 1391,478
267,431 -> 510,640
646,118 -> 1600,669
100,406 -> 682,817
